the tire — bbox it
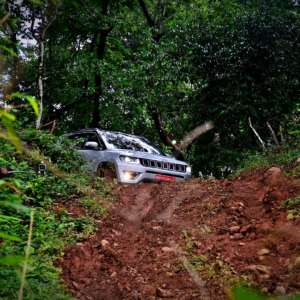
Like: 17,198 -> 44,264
96,163 -> 117,181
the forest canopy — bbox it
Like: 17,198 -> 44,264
1,0 -> 300,174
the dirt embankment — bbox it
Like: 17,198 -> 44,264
57,168 -> 300,300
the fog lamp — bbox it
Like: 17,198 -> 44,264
123,171 -> 139,181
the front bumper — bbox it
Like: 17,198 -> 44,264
116,162 -> 191,184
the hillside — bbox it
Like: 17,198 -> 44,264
58,167 -> 300,299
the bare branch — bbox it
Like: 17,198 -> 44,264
266,121 -> 280,147
179,121 -> 214,150
279,125 -> 285,144
248,117 -> 266,151
0,12 -> 10,26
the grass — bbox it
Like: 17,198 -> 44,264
282,196 -> 300,220
0,130 -> 113,299
234,144 -> 300,176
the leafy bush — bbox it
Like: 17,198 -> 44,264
234,144 -> 300,176
0,128 -> 110,299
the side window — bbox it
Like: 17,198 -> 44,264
68,132 -> 106,150
82,133 -> 105,150
68,134 -> 85,149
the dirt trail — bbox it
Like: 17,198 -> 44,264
58,168 -> 300,300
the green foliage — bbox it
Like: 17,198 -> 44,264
0,127 -> 109,298
20,128 -> 85,172
13,0 -> 300,175
231,286 -> 267,300
80,197 -> 107,218
231,285 -> 300,300
282,196 -> 300,220
234,144 -> 300,175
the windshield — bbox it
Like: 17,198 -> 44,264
101,131 -> 163,155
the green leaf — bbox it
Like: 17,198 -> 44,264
0,201 -> 31,215
0,214 -> 21,223
0,110 -> 16,121
0,255 -> 24,265
0,232 -> 22,242
11,92 -> 40,117
231,286 -> 266,300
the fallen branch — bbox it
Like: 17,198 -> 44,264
248,117 -> 266,151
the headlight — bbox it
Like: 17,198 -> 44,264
119,155 -> 140,164
186,166 -> 192,173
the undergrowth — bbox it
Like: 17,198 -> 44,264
0,129 -> 112,299
234,144 -> 300,176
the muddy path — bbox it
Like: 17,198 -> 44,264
58,168 -> 300,300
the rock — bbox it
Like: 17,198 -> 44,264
249,232 -> 257,240
292,257 -> 300,270
255,265 -> 271,274
111,271 -> 117,277
194,241 -> 202,248
156,287 -> 173,298
240,225 -> 251,234
295,256 -> 300,266
100,239 -> 109,247
230,233 -> 243,240
238,242 -> 246,246
161,247 -> 173,253
112,229 -> 121,236
246,264 -> 271,274
259,274 -> 270,280
257,248 -> 270,256
274,285 -> 286,295
264,167 -> 282,186
152,226 -> 161,230
229,226 -> 240,234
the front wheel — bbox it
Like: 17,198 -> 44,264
96,163 -> 117,182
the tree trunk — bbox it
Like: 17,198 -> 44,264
36,38 -> 44,129
35,5 -> 58,129
90,0 -> 112,127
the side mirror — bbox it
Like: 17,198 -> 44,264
84,141 -> 99,150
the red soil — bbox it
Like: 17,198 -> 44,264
57,167 -> 300,299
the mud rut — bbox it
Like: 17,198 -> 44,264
58,169 -> 300,300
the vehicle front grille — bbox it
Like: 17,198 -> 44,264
140,158 -> 186,173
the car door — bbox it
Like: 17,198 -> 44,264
69,132 -> 106,172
